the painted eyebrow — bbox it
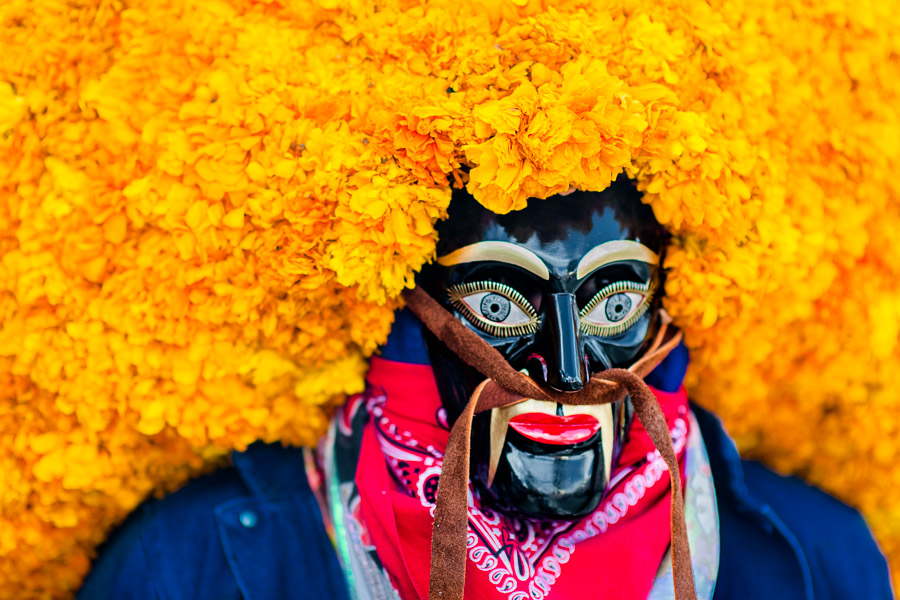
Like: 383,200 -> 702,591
576,240 -> 659,279
436,241 -> 550,280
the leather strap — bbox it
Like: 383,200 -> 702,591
402,287 -> 696,600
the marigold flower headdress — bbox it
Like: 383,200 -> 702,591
1,0 -> 899,596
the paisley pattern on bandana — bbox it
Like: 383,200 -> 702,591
368,388 -> 688,599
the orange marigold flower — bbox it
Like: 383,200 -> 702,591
2,0 -> 900,596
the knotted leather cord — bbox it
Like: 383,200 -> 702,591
402,287 -> 697,600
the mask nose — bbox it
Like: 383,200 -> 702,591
528,293 -> 587,392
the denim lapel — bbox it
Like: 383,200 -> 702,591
692,404 -> 813,600
218,442 -> 349,600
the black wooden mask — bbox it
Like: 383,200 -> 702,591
416,177 -> 669,520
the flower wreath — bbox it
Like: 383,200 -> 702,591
1,0 -> 899,595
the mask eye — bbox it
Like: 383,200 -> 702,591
580,281 -> 656,337
447,281 -> 540,338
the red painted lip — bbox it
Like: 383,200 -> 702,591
508,412 -> 600,445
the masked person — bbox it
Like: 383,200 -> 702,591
78,179 -> 892,600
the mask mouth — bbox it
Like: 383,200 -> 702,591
488,397 -> 615,487
508,412 -> 600,444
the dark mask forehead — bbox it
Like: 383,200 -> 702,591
435,184 -> 668,280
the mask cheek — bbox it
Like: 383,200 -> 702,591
583,314 -> 654,370
583,338 -> 613,371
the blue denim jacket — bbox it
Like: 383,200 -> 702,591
78,313 -> 893,600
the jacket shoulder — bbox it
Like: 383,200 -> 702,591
78,466 -> 248,600
742,460 -> 893,600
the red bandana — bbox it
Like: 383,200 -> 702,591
355,357 -> 689,600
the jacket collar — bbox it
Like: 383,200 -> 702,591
691,403 -> 814,600
231,441 -> 310,497
224,443 -> 349,600
690,403 -> 757,507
